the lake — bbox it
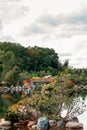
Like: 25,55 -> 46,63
0,90 -> 87,130
78,96 -> 87,130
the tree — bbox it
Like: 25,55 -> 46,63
27,72 -> 86,120
27,46 -> 61,74
0,42 -> 28,71
3,66 -> 20,85
0,50 -> 16,82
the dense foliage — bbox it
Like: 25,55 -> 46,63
0,42 -> 87,86
5,73 -> 86,122
0,42 -> 87,85
0,42 -> 61,84
0,41 -> 87,123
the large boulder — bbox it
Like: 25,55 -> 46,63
0,118 -> 11,126
66,122 -> 83,129
37,117 -> 49,130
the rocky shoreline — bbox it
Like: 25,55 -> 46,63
0,116 -> 83,130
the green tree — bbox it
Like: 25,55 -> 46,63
27,46 -> 61,74
0,50 -> 16,82
3,66 -> 20,85
39,73 -> 86,120
0,42 -> 28,71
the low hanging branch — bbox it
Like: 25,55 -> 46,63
61,98 -> 87,119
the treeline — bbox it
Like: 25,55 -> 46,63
0,42 -> 87,86
0,42 -> 63,84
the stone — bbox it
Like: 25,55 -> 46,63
32,124 -> 37,129
37,117 -> 49,130
0,118 -> 11,126
68,116 -> 79,122
0,125 -> 11,129
57,120 -> 65,127
19,120 -> 29,125
66,122 -> 83,128
27,121 -> 36,127
49,120 -> 57,127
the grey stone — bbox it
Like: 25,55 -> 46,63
37,117 -> 49,130
57,120 -> 65,127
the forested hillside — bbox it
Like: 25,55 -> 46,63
0,42 -> 62,84
0,42 -> 87,86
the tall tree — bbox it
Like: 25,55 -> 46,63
0,50 -> 15,82
0,42 -> 28,71
27,46 -> 60,73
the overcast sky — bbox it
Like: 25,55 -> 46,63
0,0 -> 87,68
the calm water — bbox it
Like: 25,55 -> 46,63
0,90 -> 87,130
78,96 -> 87,130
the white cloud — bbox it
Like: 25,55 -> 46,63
0,19 -> 3,30
0,0 -> 29,22
0,0 -> 87,68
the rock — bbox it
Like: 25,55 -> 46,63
37,117 -> 49,130
0,125 -> 11,129
13,122 -> 21,127
0,118 -> 11,126
14,120 -> 29,126
57,120 -> 65,128
66,122 -> 83,128
27,121 -> 36,127
19,119 -> 29,125
68,116 -> 79,122
32,124 -> 37,129
49,120 -> 57,127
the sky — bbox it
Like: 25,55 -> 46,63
0,0 -> 87,68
